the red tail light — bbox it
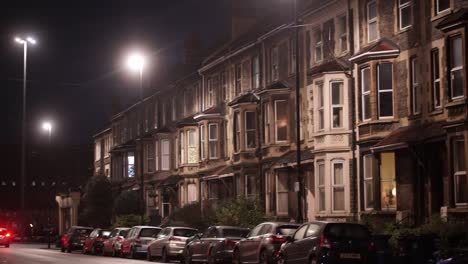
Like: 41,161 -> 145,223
319,235 -> 332,249
96,237 -> 105,242
368,241 -> 376,252
135,238 -> 141,245
268,235 -> 286,243
117,236 -> 123,241
5,233 -> 11,238
169,236 -> 183,242
224,239 -> 237,248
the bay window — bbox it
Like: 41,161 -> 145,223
398,0 -> 412,30
367,0 -> 378,42
187,129 -> 197,164
180,132 -> 185,164
318,83 -> 324,130
449,36 -> 464,99
209,123 -> 218,159
200,125 -> 205,160
454,139 -> 467,205
361,67 -> 371,120
363,155 -> 375,210
155,141 -> 159,171
331,81 -> 344,128
146,142 -> 155,173
127,152 -> 135,178
263,102 -> 270,144
411,57 -> 421,114
276,172 -> 289,215
161,139 -> 170,171
332,160 -> 345,211
246,175 -> 257,198
378,63 -> 394,118
187,183 -> 197,204
431,49 -> 441,109
235,64 -> 242,95
271,47 -> 279,81
234,112 -> 240,152
275,100 -> 288,142
318,162 -> 326,212
380,152 -> 396,210
245,111 -> 256,149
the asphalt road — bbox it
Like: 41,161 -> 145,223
0,243 -> 171,264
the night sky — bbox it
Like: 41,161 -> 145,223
0,0 -> 230,147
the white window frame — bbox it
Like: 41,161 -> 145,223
245,111 -> 256,149
450,36 -> 465,100
200,125 -> 205,160
208,123 -> 218,159
436,0 -> 450,15
454,139 -> 467,206
331,81 -> 344,129
263,102 -> 270,144
398,0 -> 412,31
317,162 -> 326,212
276,172 -> 289,216
377,63 -> 394,119
411,57 -> 421,115
161,139 -> 170,171
363,155 -> 374,211
431,49 -> 441,109
235,64 -> 242,95
234,112 -> 241,152
155,141 -> 159,171
367,0 -> 378,42
361,68 -> 371,121
187,183 -> 197,204
313,28 -> 323,63
274,100 -> 288,143
207,78 -> 214,107
187,129 -> 197,164
332,160 -> 346,212
337,15 -> 348,53
252,56 -> 260,89
317,83 -> 325,130
180,131 -> 185,164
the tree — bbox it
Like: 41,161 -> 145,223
114,190 -> 145,216
80,176 -> 113,227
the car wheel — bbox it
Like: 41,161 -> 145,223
61,246 -> 65,252
277,254 -> 286,264
309,257 -> 317,264
184,248 -> 192,264
259,250 -> 269,264
111,247 -> 116,257
233,249 -> 242,264
67,246 -> 72,253
207,247 -> 216,264
5,244 -> 9,248
161,247 -> 168,263
147,248 -> 154,262
129,246 -> 136,259
91,245 -> 96,255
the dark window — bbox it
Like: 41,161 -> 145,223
234,112 -> 240,152
221,228 -> 250,238
173,229 -> 198,237
140,228 -> 161,238
324,224 -> 370,240
436,0 -> 450,14
449,36 -> 465,99
276,225 -> 299,236
245,111 -> 256,149
377,63 -> 394,118
399,0 -> 412,30
431,49 -> 441,108
235,64 -> 242,95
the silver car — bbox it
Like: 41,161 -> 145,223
122,226 -> 162,259
147,226 -> 198,262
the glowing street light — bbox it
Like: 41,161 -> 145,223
127,53 -> 146,73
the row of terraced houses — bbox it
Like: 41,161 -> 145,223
94,0 -> 468,226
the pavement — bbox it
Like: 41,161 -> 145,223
0,243 -> 171,264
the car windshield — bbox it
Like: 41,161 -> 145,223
119,230 -> 129,237
140,228 -> 161,238
222,228 -> 249,238
74,229 -> 92,235
325,224 -> 370,240
174,229 -> 198,237
276,225 -> 299,236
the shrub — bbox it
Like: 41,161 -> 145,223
114,214 -> 148,228
213,196 -> 265,229
114,190 -> 145,216
165,202 -> 209,230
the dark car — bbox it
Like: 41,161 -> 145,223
83,228 -> 111,254
184,226 -> 250,264
61,226 -> 94,253
147,226 -> 198,262
102,227 -> 130,257
121,226 -> 162,259
233,222 -> 300,264
0,228 -> 11,248
276,222 -> 374,264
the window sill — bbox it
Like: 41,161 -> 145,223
408,113 -> 422,120
446,98 -> 467,108
429,108 -> 444,116
358,119 -> 398,127
431,9 -> 452,22
395,26 -> 412,35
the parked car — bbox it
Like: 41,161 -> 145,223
60,226 -> 93,253
83,228 -> 111,255
276,222 -> 374,264
0,228 -> 11,248
147,226 -> 198,262
102,227 -> 130,257
121,226 -> 162,259
232,222 -> 300,264
184,226 -> 250,264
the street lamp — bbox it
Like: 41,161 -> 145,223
15,36 -> 36,211
41,121 -> 52,249
126,52 -> 146,225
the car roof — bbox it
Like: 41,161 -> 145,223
132,226 -> 161,229
165,226 -> 198,230
214,226 -> 250,230
72,226 -> 94,229
260,222 -> 301,226
114,227 -> 130,230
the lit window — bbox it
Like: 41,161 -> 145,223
147,142 -> 155,173
318,162 -> 326,212
411,57 -> 421,114
200,125 -> 205,160
431,49 -> 441,109
252,56 -> 260,89
276,172 -> 289,215
380,152 -> 396,210
187,129 -> 197,164
208,123 -> 218,159
331,81 -> 344,128
454,139 -> 467,205
313,29 -> 323,63
449,36 -> 465,99
361,68 -> 371,120
337,15 -> 348,53
95,142 -> 101,162
363,155 -> 375,210
332,161 -> 345,211
275,100 -> 288,142
245,111 -> 256,149
436,0 -> 450,14
398,0 -> 412,30
161,140 -> 170,171
234,112 -> 240,152
187,183 -> 197,204
367,0 -> 378,42
127,152 -> 135,178
378,63 -> 393,118
271,47 -> 279,81
317,83 -> 324,130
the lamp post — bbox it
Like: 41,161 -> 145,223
293,0 -> 304,223
126,53 -> 146,225
42,121 -> 52,249
15,36 -> 36,211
